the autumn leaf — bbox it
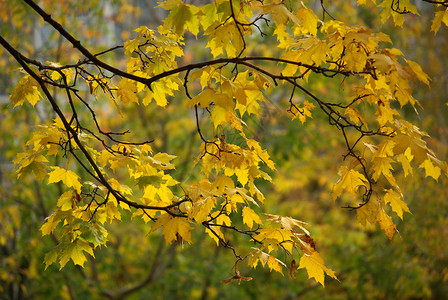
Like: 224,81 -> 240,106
289,259 -> 297,279
378,0 -> 419,26
406,60 -> 430,86
59,240 -> 94,269
291,101 -> 315,124
9,75 -> 42,107
14,150 -> 49,182
48,166 -> 82,192
431,8 -> 448,34
206,22 -> 244,57
376,101 -> 399,126
43,248 -> 59,270
419,158 -> 442,181
210,106 -> 228,128
261,2 -> 292,25
253,228 -> 294,245
189,197 -> 214,223
267,255 -> 285,275
377,209 -> 397,240
161,1 -> 200,36
242,206 -> 262,229
384,189 -> 411,220
142,80 -> 176,107
150,214 -> 193,243
396,148 -> 414,177
41,210 -> 73,236
117,79 -> 139,105
356,200 -> 379,227
345,106 -> 368,129
295,6 -> 319,36
332,166 -> 368,200
234,167 -> 249,187
57,191 -> 75,211
188,88 -> 215,108
371,157 -> 394,181
298,251 -> 338,287
265,213 -> 310,235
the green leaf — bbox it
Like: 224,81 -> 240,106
59,240 -> 94,269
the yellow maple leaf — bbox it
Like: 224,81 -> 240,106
376,101 -> 398,126
123,38 -> 140,55
189,197 -> 215,223
200,3 -> 221,31
396,148 -> 413,177
9,75 -> 42,107
406,60 -> 430,86
253,228 -> 294,245
214,92 -> 234,111
242,206 -> 262,229
117,79 -> 138,105
267,255 -> 285,275
356,200 -> 379,227
40,210 -> 72,236
205,226 -> 224,246
291,101 -> 315,124
142,80 -> 176,107
377,209 -> 397,240
384,189 -> 411,220
295,6 -> 319,36
162,2 -> 200,36
246,139 -> 275,170
206,21 -> 246,58
48,166 -> 82,192
188,88 -> 215,108
368,53 -> 396,74
298,251 -> 338,287
344,44 -> 368,72
234,167 -> 249,187
261,2 -> 291,25
150,214 -> 193,243
419,158 -> 441,181
265,213 -> 310,235
371,157 -> 394,181
378,0 -> 418,26
14,150 -> 49,182
44,249 -> 59,270
57,191 -> 75,211
332,166 -> 368,200
211,106 -> 228,128
345,107 -> 368,129
59,240 -> 94,269
211,175 -> 235,194
247,247 -> 262,268
431,8 -> 448,35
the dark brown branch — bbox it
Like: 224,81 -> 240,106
421,0 -> 448,5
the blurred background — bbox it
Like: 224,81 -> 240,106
1,0 -> 447,299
